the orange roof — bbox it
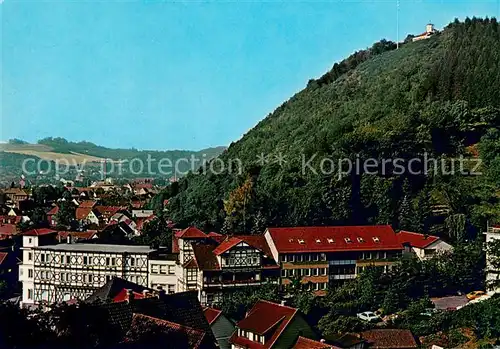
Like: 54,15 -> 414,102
230,300 -> 297,348
76,207 -> 94,220
203,307 -> 222,325
79,200 -> 98,208
266,225 -> 402,253
397,231 -> 440,249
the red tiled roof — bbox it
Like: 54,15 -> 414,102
0,216 -> 22,224
360,330 -> 418,349
203,307 -> 222,325
177,227 -> 207,239
23,228 -> 57,236
76,207 -> 94,220
397,231 -> 440,249
294,337 -> 337,349
79,200 -> 98,208
231,300 -> 297,349
213,235 -> 273,257
47,206 -> 59,215
0,224 -> 18,236
266,225 -> 402,253
0,252 -> 8,265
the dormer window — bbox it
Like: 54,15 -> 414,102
372,237 -> 380,243
344,237 -> 352,243
315,239 -> 321,243
288,238 -> 294,243
357,237 -> 365,243
298,239 -> 305,244
327,238 -> 335,243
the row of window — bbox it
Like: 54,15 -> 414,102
237,329 -> 265,345
151,264 -> 175,275
30,253 -> 143,268
281,268 -> 327,277
280,253 -> 327,263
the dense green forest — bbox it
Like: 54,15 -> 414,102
161,18 -> 500,239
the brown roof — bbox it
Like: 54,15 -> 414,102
0,224 -> 18,236
294,337 -> 338,349
360,330 -> 418,349
79,200 -> 98,208
192,244 -> 220,271
124,313 -> 206,348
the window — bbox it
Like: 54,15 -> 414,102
320,268 -> 327,276
111,258 -> 116,266
28,238 -> 32,244
28,289 -> 33,300
41,254 -> 45,263
83,256 -> 88,265
130,258 -> 135,266
281,269 -> 286,277
305,268 -> 311,276
152,265 -> 159,274
313,254 -> 319,261
88,274 -> 93,283
168,284 -> 175,294
289,254 -> 295,262
28,252 -> 32,261
160,265 -> 168,274
168,265 -> 175,274
312,268 -> 318,276
297,254 -> 303,262
281,254 -> 287,262
28,269 -> 33,278
66,256 -> 71,264
106,257 -> 110,266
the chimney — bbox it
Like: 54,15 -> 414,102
280,300 -> 286,306
126,289 -> 134,303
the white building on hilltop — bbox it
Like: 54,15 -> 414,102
412,23 -> 438,42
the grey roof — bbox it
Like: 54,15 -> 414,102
35,243 -> 155,254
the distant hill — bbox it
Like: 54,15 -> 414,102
0,138 -> 225,184
164,18 -> 500,238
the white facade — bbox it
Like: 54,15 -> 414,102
485,225 -> 500,294
148,258 -> 177,294
20,241 -> 154,308
411,239 -> 453,261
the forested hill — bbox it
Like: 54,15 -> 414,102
163,18 -> 500,240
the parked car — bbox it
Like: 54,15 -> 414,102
357,311 -> 380,322
419,308 -> 438,317
466,291 -> 486,300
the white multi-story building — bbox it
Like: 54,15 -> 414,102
20,228 -> 157,308
148,251 -> 177,294
485,224 -> 500,294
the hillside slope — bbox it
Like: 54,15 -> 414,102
165,18 -> 500,238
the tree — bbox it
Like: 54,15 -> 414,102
54,201 -> 76,228
486,238 -> 500,290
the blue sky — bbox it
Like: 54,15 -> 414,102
1,0 -> 499,151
